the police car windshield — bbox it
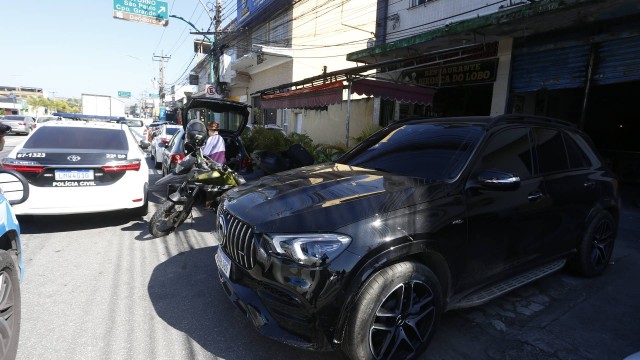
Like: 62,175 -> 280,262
23,127 -> 128,150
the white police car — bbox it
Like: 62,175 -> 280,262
0,168 -> 29,359
1,120 -> 149,216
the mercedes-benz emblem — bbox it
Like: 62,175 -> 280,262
67,155 -> 81,162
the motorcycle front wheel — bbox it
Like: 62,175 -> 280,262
148,200 -> 189,238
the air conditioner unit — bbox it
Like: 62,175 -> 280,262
367,38 -> 376,48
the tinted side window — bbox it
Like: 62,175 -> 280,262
166,127 -> 180,136
476,128 -> 533,179
562,132 -> 592,169
534,128 -> 569,174
168,131 -> 180,149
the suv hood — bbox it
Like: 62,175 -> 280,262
222,163 -> 447,233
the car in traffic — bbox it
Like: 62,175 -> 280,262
146,120 -> 175,142
160,97 -> 252,176
160,127 -> 185,176
1,119 -> 149,216
0,168 -> 30,359
150,124 -> 182,169
214,114 -> 619,360
32,115 -> 59,129
117,118 -> 147,146
0,115 -> 35,135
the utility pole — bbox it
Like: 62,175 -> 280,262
213,0 -> 222,87
152,51 -> 171,102
216,0 -> 221,37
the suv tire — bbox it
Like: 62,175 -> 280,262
572,210 -> 616,277
342,262 -> 442,360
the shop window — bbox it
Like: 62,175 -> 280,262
251,95 -> 277,126
379,99 -> 395,127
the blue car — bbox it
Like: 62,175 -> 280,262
0,168 -> 29,359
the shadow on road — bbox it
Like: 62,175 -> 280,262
18,211 -> 136,234
147,246 -> 342,360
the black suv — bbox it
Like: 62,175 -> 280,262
214,115 -> 619,359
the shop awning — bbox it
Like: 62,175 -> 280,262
261,81 -> 343,109
351,79 -> 435,105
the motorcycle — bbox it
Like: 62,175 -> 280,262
148,144 -> 245,238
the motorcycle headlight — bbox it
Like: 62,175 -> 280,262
266,233 -> 351,266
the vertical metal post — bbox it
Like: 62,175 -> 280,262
579,44 -> 596,130
152,51 -> 171,101
345,79 -> 352,148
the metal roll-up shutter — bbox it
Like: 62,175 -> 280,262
593,34 -> 640,85
511,44 -> 590,93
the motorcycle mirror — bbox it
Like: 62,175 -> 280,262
175,156 -> 196,174
184,141 -> 197,155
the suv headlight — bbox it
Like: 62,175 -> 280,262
266,234 -> 351,266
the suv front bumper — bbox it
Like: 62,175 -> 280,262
213,247 -> 358,351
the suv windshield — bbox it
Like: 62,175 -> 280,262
23,127 -> 128,150
338,123 -> 483,181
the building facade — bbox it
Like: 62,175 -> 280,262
347,0 -> 640,181
212,0 -> 379,145
0,86 -> 43,115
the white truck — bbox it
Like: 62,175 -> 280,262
81,94 -> 125,117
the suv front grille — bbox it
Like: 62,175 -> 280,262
217,205 -> 256,269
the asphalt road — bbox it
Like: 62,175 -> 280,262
7,134 -> 640,360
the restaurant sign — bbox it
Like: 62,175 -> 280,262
403,58 -> 499,88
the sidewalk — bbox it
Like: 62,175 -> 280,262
423,184 -> 640,360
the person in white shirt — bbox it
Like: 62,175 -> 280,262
202,121 -> 225,164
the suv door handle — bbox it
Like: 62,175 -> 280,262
527,191 -> 544,202
584,181 -> 596,189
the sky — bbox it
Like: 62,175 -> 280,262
1,0 -> 236,106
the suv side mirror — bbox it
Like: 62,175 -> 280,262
473,170 -> 520,191
139,140 -> 151,150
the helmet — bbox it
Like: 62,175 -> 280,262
185,120 -> 207,147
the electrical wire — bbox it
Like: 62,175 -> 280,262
153,0 -> 177,54
166,0 -> 508,88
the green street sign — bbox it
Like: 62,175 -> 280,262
148,93 -> 160,99
118,91 -> 132,98
113,0 -> 169,27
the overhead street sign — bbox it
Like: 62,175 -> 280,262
118,91 -> 132,98
148,93 -> 160,99
112,0 -> 169,27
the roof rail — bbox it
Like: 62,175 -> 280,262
490,114 -> 576,128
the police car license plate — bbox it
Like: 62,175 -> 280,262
55,169 -> 94,180
215,250 -> 231,278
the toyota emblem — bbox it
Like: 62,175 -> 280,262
67,155 -> 81,162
